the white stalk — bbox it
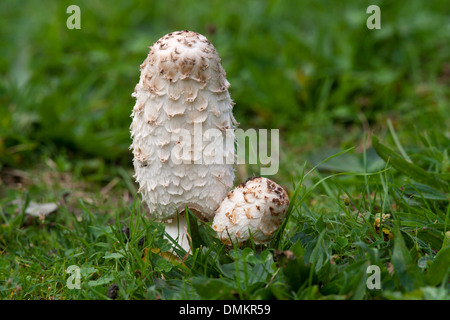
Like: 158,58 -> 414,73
163,215 -> 190,253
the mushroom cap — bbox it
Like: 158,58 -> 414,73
212,177 -> 290,245
130,30 -> 238,222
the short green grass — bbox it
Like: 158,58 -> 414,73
0,0 -> 449,300
1,132 -> 449,300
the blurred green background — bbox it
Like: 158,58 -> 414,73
1,0 -> 449,186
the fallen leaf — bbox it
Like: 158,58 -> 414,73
11,199 -> 58,218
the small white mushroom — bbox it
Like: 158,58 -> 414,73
212,177 -> 290,245
130,30 -> 238,252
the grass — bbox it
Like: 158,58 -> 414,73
1,132 -> 448,300
0,0 -> 449,300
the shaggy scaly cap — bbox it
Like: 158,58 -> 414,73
130,30 -> 238,222
213,177 -> 289,245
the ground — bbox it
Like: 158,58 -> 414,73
0,0 -> 449,300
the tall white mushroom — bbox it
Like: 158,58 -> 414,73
130,30 -> 238,252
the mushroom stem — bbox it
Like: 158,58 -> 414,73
164,215 -> 190,253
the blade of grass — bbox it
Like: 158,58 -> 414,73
372,135 -> 448,191
387,118 -> 412,163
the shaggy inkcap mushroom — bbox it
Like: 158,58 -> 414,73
213,177 -> 289,245
130,30 -> 238,251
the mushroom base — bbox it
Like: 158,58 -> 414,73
163,214 -> 190,253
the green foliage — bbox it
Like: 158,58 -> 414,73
2,135 -> 449,300
426,247 -> 450,287
372,136 -> 449,192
